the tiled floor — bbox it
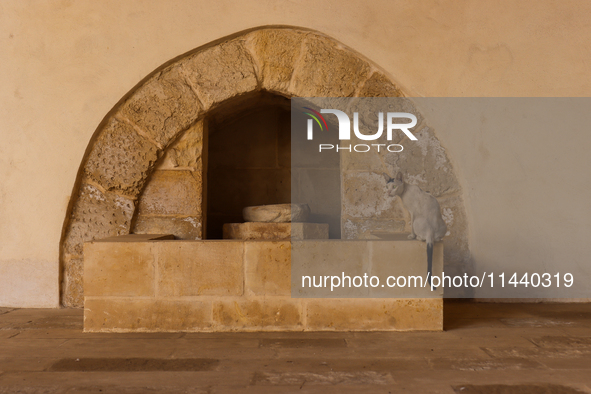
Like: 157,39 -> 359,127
1,301 -> 591,393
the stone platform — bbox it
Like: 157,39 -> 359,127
223,222 -> 329,240
83,235 -> 443,332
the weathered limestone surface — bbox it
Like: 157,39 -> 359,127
84,242 -> 156,297
62,257 -> 83,308
156,121 -> 204,169
383,126 -> 461,197
133,121 -> 205,241
182,39 -> 258,110
136,171 -> 202,216
369,241 -> 444,298
306,299 -> 443,331
133,215 -> 202,240
291,241 -> 371,298
62,183 -> 135,307
85,298 -> 212,331
242,204 -> 310,223
157,241 -> 244,297
291,35 -> 372,97
118,64 -> 202,147
245,29 -> 306,94
343,218 -> 407,240
244,241 -> 291,296
357,72 -> 404,98
342,172 -> 408,219
84,118 -> 160,195
223,222 -> 329,240
213,299 -> 303,331
63,184 -> 135,257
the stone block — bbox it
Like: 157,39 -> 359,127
245,28 -> 306,94
357,72 -> 403,98
132,215 -> 202,240
119,64 -> 202,147
291,223 -> 330,240
244,241 -> 291,296
157,241 -> 243,296
213,299 -> 302,330
340,150 -> 385,172
242,204 -> 309,223
223,222 -> 329,240
84,241 -> 156,297
182,39 -> 258,109
342,218 -> 407,240
291,35 -> 371,97
342,171 -> 407,219
84,298 -> 212,332
223,222 -> 289,240
97,234 -> 174,242
84,118 -> 159,195
155,120 -> 204,170
383,125 -> 460,197
136,170 -> 202,216
368,240 -> 444,298
291,240 -> 370,297
438,194 -> 470,265
305,298 -> 443,331
63,183 -> 135,257
62,256 -> 83,308
62,183 -> 136,307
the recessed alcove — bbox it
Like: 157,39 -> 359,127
206,92 -> 292,239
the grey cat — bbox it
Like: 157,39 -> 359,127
384,172 -> 447,289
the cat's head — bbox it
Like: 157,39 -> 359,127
384,172 -> 405,197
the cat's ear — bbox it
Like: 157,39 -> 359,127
396,172 -> 403,181
382,173 -> 393,183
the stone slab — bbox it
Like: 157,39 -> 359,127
84,298 -> 212,332
242,204 -> 310,223
223,222 -> 329,240
157,241 -> 244,297
84,242 -> 157,297
305,298 -> 443,331
244,241 -> 291,296
213,298 -> 303,331
132,216 -> 202,240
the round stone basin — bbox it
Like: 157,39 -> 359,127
243,203 -> 310,223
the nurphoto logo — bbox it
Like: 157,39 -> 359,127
303,107 -> 418,153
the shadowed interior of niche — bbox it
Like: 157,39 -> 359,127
205,92 -> 341,239
206,92 -> 292,239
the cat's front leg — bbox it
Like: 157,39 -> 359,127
408,213 -> 416,239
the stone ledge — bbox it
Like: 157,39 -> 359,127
223,222 -> 329,240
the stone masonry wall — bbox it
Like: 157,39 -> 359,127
131,120 -> 206,240
61,27 -> 469,307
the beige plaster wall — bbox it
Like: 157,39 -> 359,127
1,0 -> 590,307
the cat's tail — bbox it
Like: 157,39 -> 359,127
426,233 -> 436,291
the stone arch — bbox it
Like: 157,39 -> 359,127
60,26 -> 469,307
